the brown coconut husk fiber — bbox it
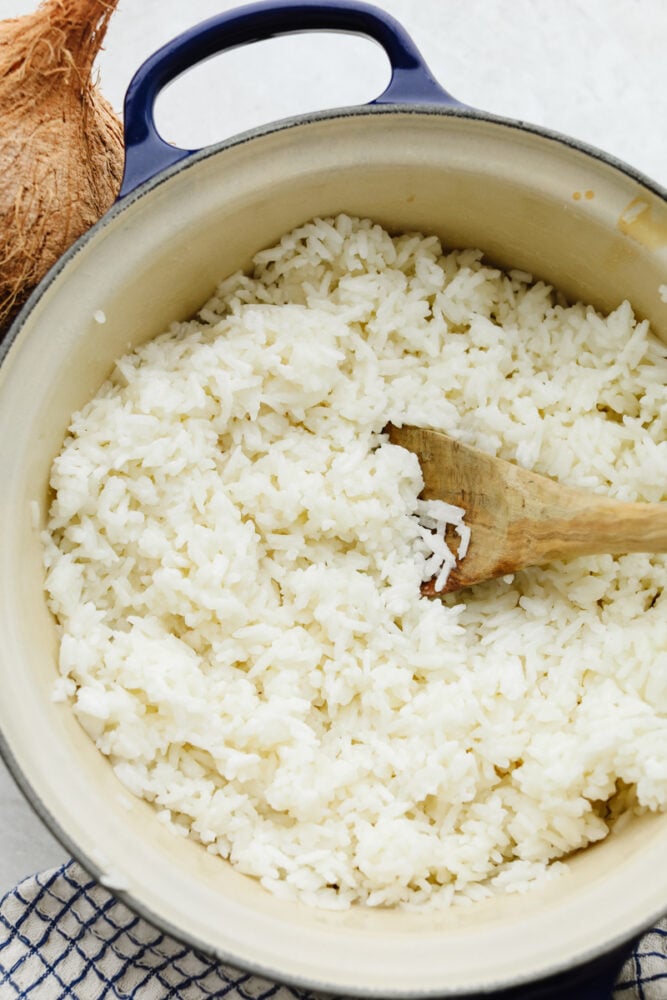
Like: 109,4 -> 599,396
0,0 -> 123,334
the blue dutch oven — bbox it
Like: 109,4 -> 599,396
1,3 -> 666,998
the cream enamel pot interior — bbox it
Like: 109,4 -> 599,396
1,3 -> 667,997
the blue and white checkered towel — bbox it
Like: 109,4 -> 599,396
0,861 -> 666,999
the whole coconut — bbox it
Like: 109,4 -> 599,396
0,0 -> 123,334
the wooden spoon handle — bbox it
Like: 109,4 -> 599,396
463,451 -> 667,572
508,479 -> 667,564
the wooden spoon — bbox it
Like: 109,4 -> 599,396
387,424 -> 667,596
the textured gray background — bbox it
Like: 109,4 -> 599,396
2,0 -> 667,895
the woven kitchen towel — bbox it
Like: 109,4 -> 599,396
1,862 -> 666,999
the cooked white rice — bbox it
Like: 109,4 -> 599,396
43,214 -> 667,910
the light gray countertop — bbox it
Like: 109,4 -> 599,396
2,0 -> 667,897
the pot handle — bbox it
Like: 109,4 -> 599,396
119,0 -> 463,198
